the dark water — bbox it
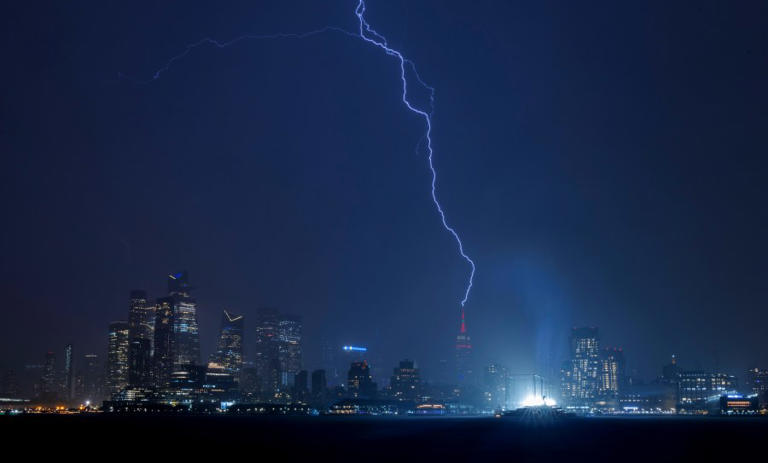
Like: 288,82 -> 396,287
3,414 -> 765,460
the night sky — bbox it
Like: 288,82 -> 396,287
2,1 -> 767,382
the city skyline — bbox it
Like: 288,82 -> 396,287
3,0 -> 768,408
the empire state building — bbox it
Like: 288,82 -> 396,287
455,307 -> 473,383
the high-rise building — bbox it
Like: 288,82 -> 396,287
127,290 -> 154,387
168,272 -> 200,370
561,327 -> 601,407
294,370 -> 309,403
40,351 -> 57,402
253,308 -> 280,400
76,353 -> 102,403
106,321 -> 130,396
390,360 -> 421,402
311,369 -> 327,397
455,308 -> 473,384
483,363 -> 509,410
153,297 -> 175,388
208,310 -> 244,381
278,315 -> 302,387
252,308 -> 303,401
348,361 -> 377,399
745,368 -> 768,408
63,344 -> 75,402
128,290 -> 155,345
599,347 -> 625,398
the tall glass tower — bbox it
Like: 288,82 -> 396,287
106,321 -> 129,396
208,310 -> 244,380
127,290 -> 154,387
168,271 -> 200,370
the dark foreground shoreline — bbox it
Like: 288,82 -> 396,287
3,414 -> 766,460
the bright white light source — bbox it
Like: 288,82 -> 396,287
521,395 -> 556,407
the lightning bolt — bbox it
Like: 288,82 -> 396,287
137,0 -> 476,306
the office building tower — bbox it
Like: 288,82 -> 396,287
294,370 -> 309,402
128,290 -> 155,345
128,290 -> 155,387
168,272 -> 200,369
208,310 -> 244,381
253,308 -> 303,400
278,315 -> 302,387
1,369 -> 19,398
40,351 -> 57,402
63,343 -> 75,402
745,368 -> 768,408
455,308 -> 473,383
662,354 -> 680,383
311,369 -> 327,397
390,360 -> 421,402
76,353 -> 102,403
599,347 -> 625,398
253,308 -> 280,399
560,327 -> 601,407
106,321 -> 130,396
483,363 -> 509,410
153,297 -> 175,388
348,361 -> 377,399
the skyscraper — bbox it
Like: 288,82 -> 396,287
278,315 -> 302,387
106,321 -> 130,396
40,351 -> 57,402
348,361 -> 376,399
599,347 -> 625,399
168,272 -> 200,370
390,360 -> 421,402
63,344 -> 75,402
127,290 -> 155,387
455,307 -> 473,383
253,308 -> 280,399
483,363 -> 509,410
208,310 -> 244,381
561,327 -> 601,407
76,353 -> 102,403
152,297 -> 175,388
252,308 -> 303,400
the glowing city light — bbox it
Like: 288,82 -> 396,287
521,395 -> 557,407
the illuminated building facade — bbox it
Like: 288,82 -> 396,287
152,297 -> 175,388
561,327 -> 601,407
253,308 -> 302,400
677,371 -> 737,412
127,290 -> 154,387
168,272 -> 200,370
483,363 -> 509,410
348,361 -> 377,399
455,308 -> 473,383
599,347 -> 625,398
63,343 -> 74,402
208,310 -> 244,381
106,321 -> 130,396
390,360 -> 421,402
745,368 -> 768,408
278,315 -> 302,387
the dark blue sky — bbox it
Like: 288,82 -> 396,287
2,0 -> 767,382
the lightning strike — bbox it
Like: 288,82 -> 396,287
138,0 -> 476,307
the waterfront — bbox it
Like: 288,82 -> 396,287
3,414 -> 766,459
